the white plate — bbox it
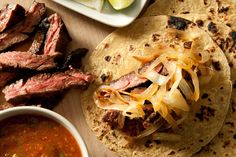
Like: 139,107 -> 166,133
52,0 -> 149,27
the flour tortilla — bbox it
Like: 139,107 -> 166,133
80,15 -> 231,157
144,0 -> 235,17
175,14 -> 236,157
144,0 -> 218,16
174,14 -> 236,87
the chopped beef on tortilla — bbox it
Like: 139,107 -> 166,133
43,13 -> 71,56
3,68 -> 93,104
0,4 -> 25,33
0,2 -> 46,51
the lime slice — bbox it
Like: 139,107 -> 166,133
108,0 -> 135,10
73,0 -> 104,11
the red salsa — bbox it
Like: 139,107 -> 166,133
0,115 -> 82,157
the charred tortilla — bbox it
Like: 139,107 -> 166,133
184,14 -> 236,157
80,15 -> 231,157
144,0 -> 236,17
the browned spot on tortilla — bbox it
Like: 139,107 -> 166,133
226,23 -> 231,27
168,151 -> 175,155
129,45 -> 134,51
218,6 -> 229,13
212,61 -> 221,71
199,139 -> 204,142
104,56 -> 111,62
154,140 -> 161,144
195,106 -> 215,121
229,62 -> 233,67
168,16 -> 191,30
225,121 -> 234,128
196,20 -> 204,27
111,54 -> 121,65
145,140 -> 152,148
208,22 -> 218,33
233,82 -> 236,89
100,72 -> 112,82
201,93 -> 209,99
233,134 -> 236,139
184,41 -> 192,49
104,43 -> 109,49
209,8 -> 215,14
152,33 -> 160,42
223,140 -> 230,148
145,43 -> 150,47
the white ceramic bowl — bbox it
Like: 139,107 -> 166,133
0,106 -> 89,157
52,0 -> 149,27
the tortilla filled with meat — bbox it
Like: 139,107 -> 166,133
80,15 -> 231,157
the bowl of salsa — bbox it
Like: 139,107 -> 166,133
0,106 -> 88,157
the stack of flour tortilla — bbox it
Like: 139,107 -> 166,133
144,1 -> 236,156
80,0 -> 236,157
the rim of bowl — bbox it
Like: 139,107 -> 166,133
0,106 -> 89,157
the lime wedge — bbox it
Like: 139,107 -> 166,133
73,0 -> 104,11
108,0 -> 135,10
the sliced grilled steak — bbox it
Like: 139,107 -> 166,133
0,2 -> 46,51
3,69 -> 93,103
110,64 -> 163,91
0,51 -> 56,71
0,71 -> 17,87
28,18 -> 49,54
43,13 -> 71,56
0,4 -> 25,33
102,63 -> 168,136
110,71 -> 148,91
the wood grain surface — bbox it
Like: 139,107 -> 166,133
0,0 -> 147,156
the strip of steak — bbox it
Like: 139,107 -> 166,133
28,18 -> 49,54
110,63 -> 163,91
0,4 -> 25,33
3,69 -> 93,103
0,2 -> 46,51
0,71 -> 17,87
43,13 -> 71,56
0,51 -> 56,71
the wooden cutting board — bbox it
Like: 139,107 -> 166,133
0,0 -> 149,156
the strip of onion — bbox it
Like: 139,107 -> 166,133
167,67 -> 182,96
163,89 -> 190,112
150,85 -> 166,112
143,56 -> 166,75
151,132 -> 181,141
134,118 -> 164,139
153,102 -> 177,128
184,68 -> 200,101
145,70 -> 169,85
179,78 -> 193,99
124,102 -> 145,118
133,54 -> 159,64
131,83 -> 159,100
